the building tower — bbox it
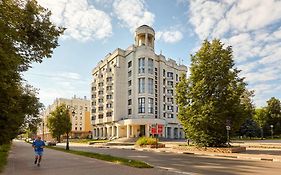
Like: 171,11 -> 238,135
91,25 -> 187,140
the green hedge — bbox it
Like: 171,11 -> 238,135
136,137 -> 157,146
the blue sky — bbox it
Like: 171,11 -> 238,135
23,0 -> 281,108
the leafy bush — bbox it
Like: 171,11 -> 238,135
0,143 -> 11,172
136,137 -> 157,146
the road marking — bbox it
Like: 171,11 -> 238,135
156,166 -> 193,175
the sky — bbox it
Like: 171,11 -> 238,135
23,0 -> 281,108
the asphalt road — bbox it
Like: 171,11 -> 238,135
60,144 -> 281,175
2,140 -> 187,175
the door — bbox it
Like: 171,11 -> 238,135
140,125 -> 145,137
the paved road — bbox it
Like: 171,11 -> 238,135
61,144 -> 281,175
2,140 -> 186,175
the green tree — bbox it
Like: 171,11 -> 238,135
0,0 -> 64,144
266,97 -> 281,135
176,39 -> 253,147
47,104 -> 71,145
253,108 -> 268,139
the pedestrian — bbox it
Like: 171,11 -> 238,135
32,136 -> 45,167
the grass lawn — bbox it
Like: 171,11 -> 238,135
70,139 -> 110,144
47,146 -> 153,168
0,143 -> 11,173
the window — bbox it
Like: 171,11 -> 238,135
128,99 -> 132,105
148,58 -> 153,74
128,70 -> 132,77
176,74 -> 178,81
167,105 -> 174,112
167,81 -> 173,87
80,127 -> 82,131
167,72 -> 173,79
98,114 -> 103,119
106,95 -> 112,99
138,58 -> 145,73
91,116 -> 96,120
148,78 -> 153,94
138,78 -> 145,93
128,61 -> 132,68
128,108 -> 132,115
167,90 -> 173,95
106,86 -> 112,91
98,106 -> 103,111
98,82 -> 103,87
128,80 -> 132,86
106,103 -> 112,108
138,97 -> 145,113
98,91 -> 103,95
98,99 -> 103,103
106,77 -> 112,82
128,89 -> 132,96
91,108 -> 96,113
163,69 -> 166,76
148,98 -> 153,114
92,86 -> 96,91
106,112 -> 112,117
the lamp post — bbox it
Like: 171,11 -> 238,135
42,121 -> 45,141
270,125 -> 274,139
226,125 -> 231,147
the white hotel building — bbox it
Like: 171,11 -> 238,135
91,25 -> 187,139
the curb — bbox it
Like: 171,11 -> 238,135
133,147 -> 281,162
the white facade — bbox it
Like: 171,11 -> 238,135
91,25 -> 187,139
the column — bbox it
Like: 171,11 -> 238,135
107,127 -> 110,138
126,125 -> 130,138
171,127 -> 174,139
116,126 -> 119,138
145,33 -> 148,46
131,125 -> 134,137
178,127 -> 180,139
165,126 -> 168,138
111,125 -> 115,137
145,124 -> 150,137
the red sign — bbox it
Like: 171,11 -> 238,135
150,124 -> 164,134
157,125 -> 163,134
151,127 -> 157,134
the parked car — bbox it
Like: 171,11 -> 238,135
46,141 -> 56,146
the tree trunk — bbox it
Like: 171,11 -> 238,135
261,128 -> 264,140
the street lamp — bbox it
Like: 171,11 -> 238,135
42,121 -> 45,141
226,125 -> 231,147
270,125 -> 274,139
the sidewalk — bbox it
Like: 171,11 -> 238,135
1,140 -> 186,175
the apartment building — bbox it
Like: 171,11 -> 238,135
91,25 -> 187,139
37,96 -> 91,140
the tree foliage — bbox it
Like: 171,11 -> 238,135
47,104 -> 71,143
176,39 -> 253,147
266,97 -> 281,134
0,0 -> 64,144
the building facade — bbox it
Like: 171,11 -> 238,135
91,25 -> 187,139
37,96 -> 91,140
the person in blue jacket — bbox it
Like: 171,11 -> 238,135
32,136 -> 45,166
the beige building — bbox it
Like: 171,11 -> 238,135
38,96 -> 92,140
91,25 -> 187,139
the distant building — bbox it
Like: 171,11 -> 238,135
37,96 -> 91,140
91,25 -> 187,139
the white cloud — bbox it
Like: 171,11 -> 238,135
38,0 -> 112,41
113,0 -> 154,32
188,0 -> 281,107
156,30 -> 183,43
